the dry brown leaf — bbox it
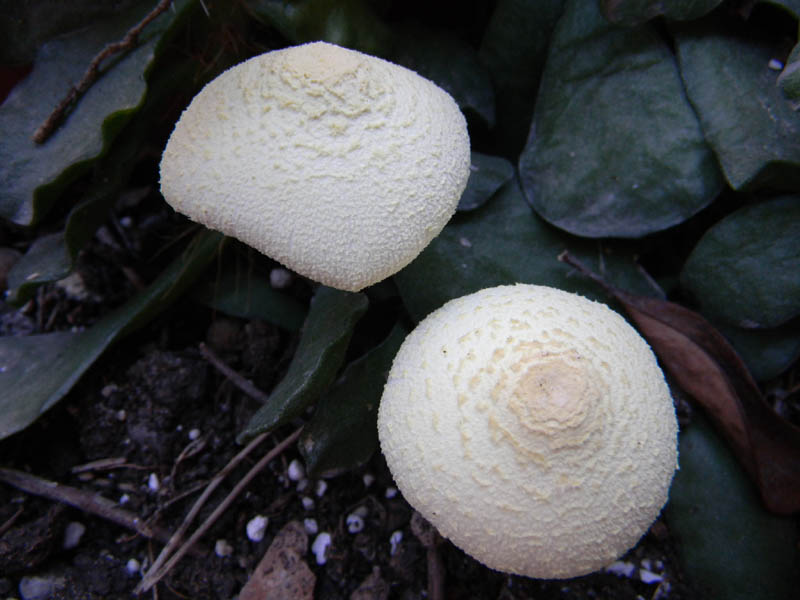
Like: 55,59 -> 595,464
560,252 -> 800,515
239,520 -> 315,600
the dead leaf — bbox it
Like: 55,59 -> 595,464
560,251 -> 800,515
239,520 -> 315,600
350,566 -> 389,600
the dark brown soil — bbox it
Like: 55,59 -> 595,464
0,210 -> 694,600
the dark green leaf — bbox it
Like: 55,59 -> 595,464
0,230 -> 223,440
681,197 -> 800,328
718,322 -> 800,382
667,414 -> 800,600
395,180 -> 663,322
0,0 -> 191,226
245,0 -> 392,56
391,27 -> 495,128
238,287 -> 369,442
5,232 -> 70,304
778,40 -> 800,103
674,21 -> 800,191
191,258 -> 306,332
300,323 -> 407,477
0,0 -> 144,65
479,0 -> 565,155
458,153 -> 514,211
599,0 -> 723,27
519,0 -> 722,238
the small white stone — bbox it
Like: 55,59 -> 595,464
188,428 -> 201,441
120,216 -> 134,228
389,530 -> 403,555
147,473 -> 159,492
362,473 -> 375,488
315,479 -> 328,497
301,496 -> 315,511
385,486 -> 398,499
640,569 -> 664,584
287,459 -> 305,481
304,518 -> 319,535
215,539 -> 234,557
270,267 -> 294,289
459,237 -> 472,248
101,384 -> 118,398
119,494 -> 130,505
346,513 -> 365,534
768,58 -> 784,71
246,515 -> 268,542
605,561 -> 637,578
115,409 -> 127,422
126,558 -> 140,575
63,522 -> 86,549
311,532 -> 332,565
296,478 -> 310,493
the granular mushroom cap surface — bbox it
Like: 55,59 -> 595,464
377,284 -> 678,579
159,41 -> 470,292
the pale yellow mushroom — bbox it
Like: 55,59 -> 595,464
378,284 -> 678,579
159,42 -> 470,292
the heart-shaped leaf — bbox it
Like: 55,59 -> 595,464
479,0 -> 565,155
458,153 -> 515,211
300,323 -> 407,477
562,252 -> 800,514
599,0 -> 723,27
681,197 -> 800,328
0,0 -> 192,226
674,20 -> 800,191
667,413 -> 800,600
519,0 -> 722,238
238,287 -> 369,442
395,180 -> 663,323
0,230 -> 223,440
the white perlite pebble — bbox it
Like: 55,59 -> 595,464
315,480 -> 328,497
363,473 -> 375,488
215,539 -> 234,557
19,575 -> 63,600
311,532 -> 332,565
126,558 -> 140,575
287,459 -> 305,481
304,518 -> 319,535
246,515 -> 269,542
147,473 -> 159,492
389,530 -> 403,556
160,42 -> 470,292
63,521 -> 86,550
346,513 -> 365,534
119,494 -> 130,505
301,496 -> 315,511
378,284 -> 678,579
384,487 -> 398,499
605,561 -> 637,578
768,58 -> 784,71
640,569 -> 664,584
188,428 -> 201,440
269,267 -> 293,289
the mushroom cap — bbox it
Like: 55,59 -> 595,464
160,42 -> 470,292
377,284 -> 678,579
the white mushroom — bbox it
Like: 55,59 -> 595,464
160,41 -> 470,292
377,284 -> 678,579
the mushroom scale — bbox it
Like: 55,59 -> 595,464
377,284 -> 678,579
159,42 -> 470,292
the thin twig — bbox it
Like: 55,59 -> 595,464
135,430 -> 269,593
136,426 -> 303,594
0,467 -> 174,547
0,505 -> 24,537
32,0 -> 173,144
200,342 -> 270,403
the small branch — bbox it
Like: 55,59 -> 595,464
32,0 -> 173,144
558,250 -> 615,295
200,342 -> 270,403
0,467 -> 174,547
136,426 -> 303,594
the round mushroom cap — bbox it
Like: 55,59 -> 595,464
378,284 -> 678,579
159,41 -> 470,292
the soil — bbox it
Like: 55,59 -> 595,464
0,197 -> 695,600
